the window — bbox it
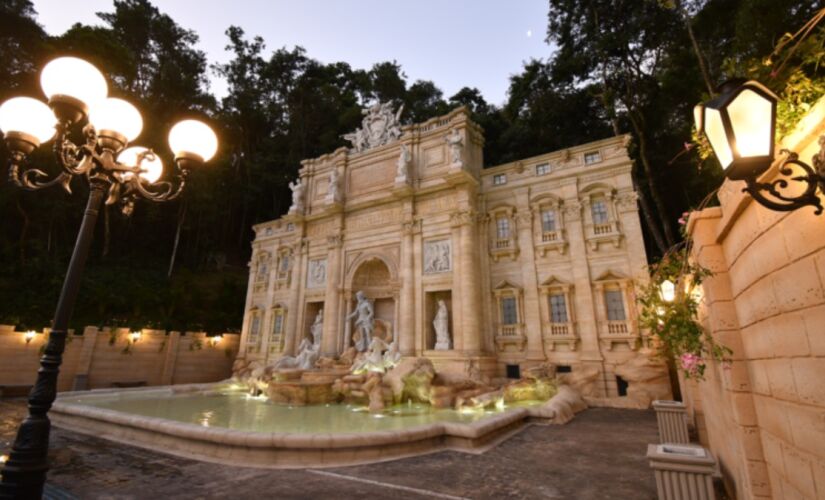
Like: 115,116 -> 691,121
506,364 -> 521,379
279,254 -> 290,273
536,163 -> 550,176
605,290 -> 626,321
501,297 -> 518,324
286,223 -> 295,232
271,313 -> 283,341
541,210 -> 557,233
496,217 -> 511,239
549,294 -> 568,323
591,200 -> 609,224
493,174 -> 507,185
255,260 -> 268,282
584,151 -> 602,165
248,314 -> 261,343
556,365 -> 572,373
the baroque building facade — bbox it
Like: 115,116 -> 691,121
237,105 -> 651,397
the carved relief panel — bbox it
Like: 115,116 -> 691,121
423,239 -> 452,274
307,258 -> 327,288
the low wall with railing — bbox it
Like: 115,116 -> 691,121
0,325 -> 239,393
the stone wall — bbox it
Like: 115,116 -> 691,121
685,98 -> 825,499
0,325 -> 239,392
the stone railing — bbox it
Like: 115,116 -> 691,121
599,320 -> 637,352
542,322 -> 578,352
489,237 -> 519,262
541,230 -> 561,242
493,237 -> 513,249
500,324 -> 520,336
536,229 -> 568,256
584,221 -> 622,250
606,320 -> 629,334
495,323 -> 526,351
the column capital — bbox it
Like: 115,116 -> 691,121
450,209 -> 478,227
401,217 -> 422,235
563,202 -> 582,221
327,233 -> 343,249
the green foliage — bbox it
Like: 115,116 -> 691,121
638,246 -> 731,379
2,0 -> 823,334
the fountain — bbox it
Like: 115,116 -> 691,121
50,291 -> 587,468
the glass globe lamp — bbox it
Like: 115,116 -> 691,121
117,146 -> 164,184
168,119 -> 218,169
40,57 -> 108,124
89,98 -> 143,152
0,97 -> 56,154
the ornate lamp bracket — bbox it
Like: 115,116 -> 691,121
743,136 -> 825,215
7,121 -> 190,216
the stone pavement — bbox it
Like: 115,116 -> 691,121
1,399 -> 658,499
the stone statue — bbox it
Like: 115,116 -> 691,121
346,290 -> 374,351
273,337 -> 319,370
445,129 -> 463,166
310,309 -> 324,346
327,168 -> 341,204
396,143 -> 411,181
433,300 -> 451,350
288,178 -> 304,213
343,101 -> 404,153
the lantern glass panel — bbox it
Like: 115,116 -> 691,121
728,88 -> 772,159
705,107 -> 733,170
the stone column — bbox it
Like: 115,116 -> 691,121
159,331 -> 181,385
563,199 -> 602,359
515,207 -> 545,361
321,233 -> 343,357
284,238 -> 307,355
71,326 -> 99,390
399,218 -> 419,355
452,209 -> 482,354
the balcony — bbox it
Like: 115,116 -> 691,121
542,322 -> 578,352
585,220 -> 622,250
536,230 -> 568,256
599,320 -> 638,351
490,237 -> 519,262
495,323 -> 526,351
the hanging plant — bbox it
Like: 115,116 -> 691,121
637,212 -> 732,380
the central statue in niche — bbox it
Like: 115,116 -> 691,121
347,291 -> 375,351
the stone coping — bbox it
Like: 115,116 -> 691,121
51,383 -> 572,468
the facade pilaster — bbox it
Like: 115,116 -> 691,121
514,206 -> 544,361
452,209 -> 482,354
321,231 -> 343,357
399,218 -> 420,355
284,237 -> 307,355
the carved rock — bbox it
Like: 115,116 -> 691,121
383,357 -> 436,404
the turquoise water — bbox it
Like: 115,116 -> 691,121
62,388 -> 542,434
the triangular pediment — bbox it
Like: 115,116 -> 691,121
594,270 -> 627,282
540,275 -> 569,287
494,279 -> 521,290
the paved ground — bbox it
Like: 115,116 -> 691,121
1,399 -> 659,499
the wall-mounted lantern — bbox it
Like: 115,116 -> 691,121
695,79 -> 825,214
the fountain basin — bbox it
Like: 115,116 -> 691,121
50,383 -> 571,468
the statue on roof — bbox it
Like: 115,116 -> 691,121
343,101 -> 404,153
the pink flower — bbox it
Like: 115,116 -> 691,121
680,352 -> 704,378
683,142 -> 694,151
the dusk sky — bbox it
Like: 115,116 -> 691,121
31,0 -> 552,105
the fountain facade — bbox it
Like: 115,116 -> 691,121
241,103 -> 669,403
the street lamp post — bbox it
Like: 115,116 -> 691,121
0,56 -> 218,498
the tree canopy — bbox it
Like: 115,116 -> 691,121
0,0 -> 822,332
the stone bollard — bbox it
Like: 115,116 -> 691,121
652,400 -> 690,444
647,444 -> 716,500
